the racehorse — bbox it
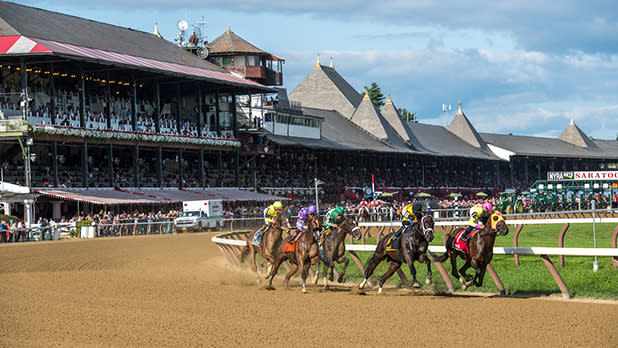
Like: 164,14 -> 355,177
240,214 -> 286,280
357,206 -> 371,223
319,216 -> 361,287
429,211 -> 508,289
359,215 -> 435,294
266,215 -> 322,293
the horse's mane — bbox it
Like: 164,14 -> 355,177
479,210 -> 491,225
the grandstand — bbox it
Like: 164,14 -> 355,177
0,1 -> 617,221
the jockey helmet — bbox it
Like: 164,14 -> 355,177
412,202 -> 423,215
308,205 -> 317,214
482,202 -> 493,211
361,201 -> 367,206
334,206 -> 344,215
273,201 -> 283,210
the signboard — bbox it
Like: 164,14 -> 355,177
547,171 -> 618,181
0,119 -> 28,137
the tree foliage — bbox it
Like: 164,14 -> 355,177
361,82 -> 385,109
398,108 -> 416,122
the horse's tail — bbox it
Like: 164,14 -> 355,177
428,250 -> 448,263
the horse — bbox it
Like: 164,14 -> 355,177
240,213 -> 287,280
266,215 -> 322,293
429,211 -> 508,289
319,216 -> 361,287
359,215 -> 435,294
357,206 -> 371,223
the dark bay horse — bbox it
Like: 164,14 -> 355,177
240,214 -> 286,280
266,215 -> 321,293
319,216 -> 361,287
429,211 -> 508,289
359,215 -> 435,294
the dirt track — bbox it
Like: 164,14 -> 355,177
0,233 -> 616,348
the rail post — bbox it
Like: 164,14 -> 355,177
540,254 -> 570,299
486,264 -> 506,296
512,225 -> 524,266
612,225 -> 618,270
558,223 -> 570,267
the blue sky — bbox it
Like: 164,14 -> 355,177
18,0 -> 618,140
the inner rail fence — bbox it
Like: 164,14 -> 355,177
212,216 -> 618,299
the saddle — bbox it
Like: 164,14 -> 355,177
385,226 -> 407,260
453,228 -> 480,256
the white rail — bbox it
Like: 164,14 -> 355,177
359,217 -> 618,227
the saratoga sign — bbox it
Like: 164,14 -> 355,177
547,171 -> 618,181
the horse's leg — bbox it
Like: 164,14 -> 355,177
407,261 -> 421,288
378,261 -> 402,294
424,257 -> 432,285
359,252 -> 386,290
283,262 -> 298,289
300,258 -> 310,293
336,256 -> 349,283
458,261 -> 472,289
328,262 -> 335,282
449,252 -> 460,281
311,256 -> 320,285
267,255 -> 285,288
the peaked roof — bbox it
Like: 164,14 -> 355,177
380,95 -> 427,151
558,120 -> 598,149
207,28 -> 268,55
349,92 -> 410,151
446,102 -> 489,150
289,57 -> 362,118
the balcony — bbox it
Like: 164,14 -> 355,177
223,66 -> 282,86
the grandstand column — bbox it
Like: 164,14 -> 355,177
107,144 -> 114,187
232,94 -> 238,139
52,141 -> 58,187
131,75 -> 137,131
235,150 -> 240,187
105,71 -> 111,129
217,151 -> 223,187
178,149 -> 183,188
215,92 -> 221,136
175,84 -> 181,134
157,147 -> 163,188
82,142 -> 89,188
79,65 -> 85,127
133,145 -> 139,187
19,58 -> 25,120
199,149 -> 205,188
49,63 -> 56,125
154,82 -> 160,133
197,87 -> 203,136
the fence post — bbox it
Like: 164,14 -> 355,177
512,225 -> 524,266
540,254 -> 571,299
558,223 -> 570,267
612,225 -> 618,270
486,264 -> 505,296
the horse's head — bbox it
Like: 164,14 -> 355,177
342,216 -> 361,240
419,215 -> 435,242
308,214 -> 322,232
489,211 -> 508,236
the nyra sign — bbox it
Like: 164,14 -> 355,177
547,171 -> 618,181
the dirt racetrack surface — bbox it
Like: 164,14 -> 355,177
1,233 -> 616,348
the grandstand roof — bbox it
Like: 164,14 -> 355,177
289,57 -> 361,118
480,131 -> 618,159
349,92 -> 409,150
0,2 -> 268,90
207,28 -> 273,57
446,102 -> 490,151
380,95 -> 427,152
558,119 -> 598,149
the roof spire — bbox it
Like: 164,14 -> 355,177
330,56 -> 334,69
153,22 -> 162,38
386,94 -> 392,104
227,25 -> 231,33
458,101 -> 462,113
363,89 -> 370,100
314,54 -> 321,70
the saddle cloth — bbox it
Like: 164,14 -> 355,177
453,228 -> 480,255
283,231 -> 304,253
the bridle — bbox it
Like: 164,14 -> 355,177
420,215 -> 434,242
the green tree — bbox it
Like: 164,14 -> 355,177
398,108 -> 416,122
616,133 -> 618,141
361,82 -> 385,109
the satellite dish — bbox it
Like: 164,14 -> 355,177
197,46 -> 209,59
177,20 -> 189,31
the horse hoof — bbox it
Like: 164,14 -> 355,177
425,278 -> 432,285
337,276 -> 344,283
412,282 -> 421,289
301,288 -> 307,294
378,287 -> 383,294
459,277 -> 466,285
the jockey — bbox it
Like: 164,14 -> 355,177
393,202 -> 423,240
252,201 -> 283,246
289,205 -> 318,244
460,203 -> 490,242
319,205 -> 344,244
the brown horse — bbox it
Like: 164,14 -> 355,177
266,215 -> 321,293
319,216 -> 361,287
357,206 -> 371,223
429,211 -> 508,290
359,215 -> 435,294
240,214 -> 286,280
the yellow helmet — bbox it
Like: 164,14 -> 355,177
273,201 -> 283,210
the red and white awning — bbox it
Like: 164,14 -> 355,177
0,35 -> 264,88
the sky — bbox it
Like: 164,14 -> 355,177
16,0 -> 618,140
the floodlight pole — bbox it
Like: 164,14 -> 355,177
314,178 -> 320,214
